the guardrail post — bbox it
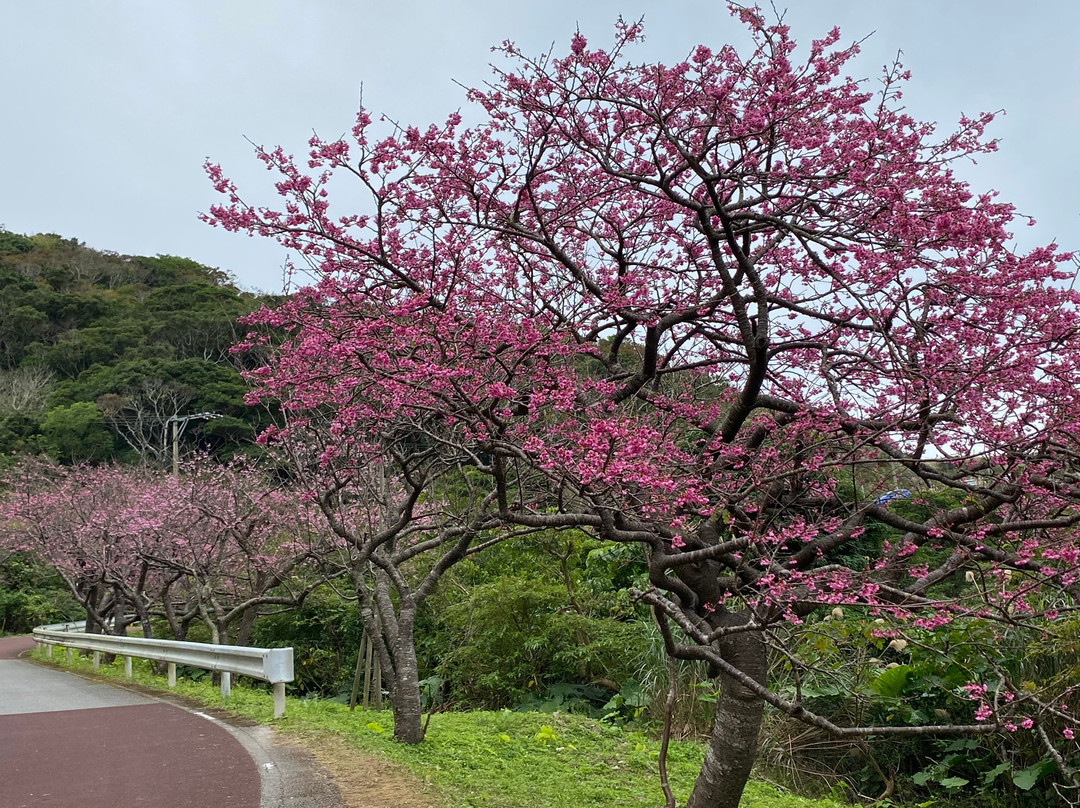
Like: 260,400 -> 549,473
220,671 -> 231,698
46,645 -> 53,659
124,656 -> 132,677
65,647 -> 72,663
273,683 -> 286,719
167,662 -> 176,687
93,651 -> 100,669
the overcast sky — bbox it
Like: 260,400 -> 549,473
3,2 -> 1077,292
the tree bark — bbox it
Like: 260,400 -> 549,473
361,606 -> 424,743
112,586 -> 131,636
233,607 -> 258,647
355,569 -> 425,744
685,624 -> 767,808
387,630 -> 424,743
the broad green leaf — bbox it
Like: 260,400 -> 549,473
620,680 -> 651,708
940,777 -> 970,789
944,738 -> 981,752
1013,764 -> 1048,791
872,664 -> 913,698
982,762 -> 1011,784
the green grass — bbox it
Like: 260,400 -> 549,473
32,647 -> 846,808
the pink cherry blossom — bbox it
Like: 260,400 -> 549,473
203,8 -> 1080,805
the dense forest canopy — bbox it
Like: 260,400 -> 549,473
0,229 -> 269,464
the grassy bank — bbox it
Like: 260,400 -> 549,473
31,648 -> 846,808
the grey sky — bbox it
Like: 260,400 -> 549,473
3,1 -> 1077,292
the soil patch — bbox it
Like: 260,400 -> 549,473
294,728 -> 442,808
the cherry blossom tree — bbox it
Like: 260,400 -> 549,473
0,460 -> 331,647
147,460 -> 333,646
208,8 -> 1080,806
0,460 -> 178,637
246,397 -> 523,742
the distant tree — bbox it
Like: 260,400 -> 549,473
40,402 -> 113,463
0,459 -> 330,644
0,413 -> 42,457
0,301 -> 48,369
248,408 -> 510,743
43,324 -> 150,376
0,228 -> 266,467
97,379 -> 195,466
0,461 -> 169,636
147,460 -> 332,646
136,254 -> 233,288
0,366 -> 53,414
0,230 -> 35,256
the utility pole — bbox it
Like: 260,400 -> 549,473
165,412 -> 222,475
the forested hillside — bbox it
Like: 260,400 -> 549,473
0,229 -> 268,464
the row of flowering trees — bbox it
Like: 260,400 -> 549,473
0,459 -> 333,645
204,8 -> 1080,808
0,447 -> 501,740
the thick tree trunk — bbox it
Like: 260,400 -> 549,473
112,587 -> 131,636
233,607 -> 258,647
685,622 -> 767,808
685,672 -> 766,808
386,630 -> 424,744
162,587 -> 183,640
133,596 -> 153,638
356,570 -> 425,744
81,580 -> 105,635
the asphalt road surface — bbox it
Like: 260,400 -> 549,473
0,635 -> 342,808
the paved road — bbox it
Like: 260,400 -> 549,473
0,636 -> 342,808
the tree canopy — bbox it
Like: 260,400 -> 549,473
0,231 -> 269,464
208,10 -> 1080,808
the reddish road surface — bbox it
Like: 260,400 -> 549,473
0,636 -> 341,808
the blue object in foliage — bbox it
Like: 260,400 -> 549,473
875,489 -> 911,505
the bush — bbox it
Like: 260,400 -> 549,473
0,552 -> 79,634
758,609 -> 1078,806
438,575 -> 649,712
249,589 -> 364,697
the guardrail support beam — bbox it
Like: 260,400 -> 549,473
220,671 -> 231,698
93,651 -> 100,669
167,662 -> 176,687
124,656 -> 132,677
273,683 -> 286,719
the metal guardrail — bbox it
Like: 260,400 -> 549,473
32,621 -> 294,718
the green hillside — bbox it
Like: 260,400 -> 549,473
0,230 -> 268,464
